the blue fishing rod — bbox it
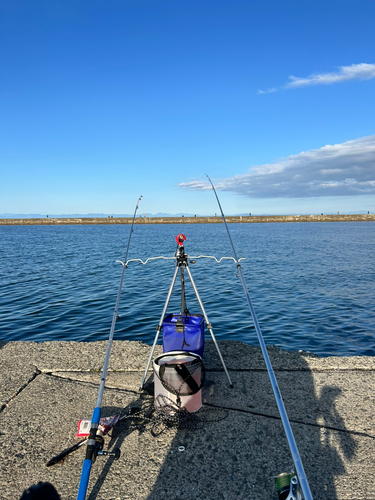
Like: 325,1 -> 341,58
77,196 -> 142,500
206,175 -> 313,500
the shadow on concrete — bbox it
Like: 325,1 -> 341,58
137,355 -> 357,500
0,342 -> 8,350
278,376 -> 357,500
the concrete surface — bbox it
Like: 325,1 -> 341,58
0,340 -> 374,500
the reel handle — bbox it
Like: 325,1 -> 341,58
98,449 -> 121,460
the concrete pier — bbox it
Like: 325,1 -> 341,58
0,214 -> 374,225
0,340 -> 374,499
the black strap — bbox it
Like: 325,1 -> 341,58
158,362 -> 201,395
174,315 -> 191,349
174,364 -> 199,394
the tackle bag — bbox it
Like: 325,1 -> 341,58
162,313 -> 204,357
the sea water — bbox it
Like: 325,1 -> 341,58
1,222 -> 374,356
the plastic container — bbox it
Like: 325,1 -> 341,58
153,351 -> 204,414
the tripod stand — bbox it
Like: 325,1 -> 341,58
140,237 -> 233,390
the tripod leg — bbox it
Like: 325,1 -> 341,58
139,265 -> 180,390
185,265 -> 234,388
180,266 -> 187,314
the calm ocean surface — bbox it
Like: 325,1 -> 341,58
1,222 -> 374,356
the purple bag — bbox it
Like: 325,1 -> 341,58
162,314 -> 205,358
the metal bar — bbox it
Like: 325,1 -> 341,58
139,264 -> 180,390
206,174 -> 313,500
77,195 -> 142,500
185,265 -> 233,388
180,266 -> 186,314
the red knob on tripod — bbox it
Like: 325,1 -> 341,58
175,234 -> 186,246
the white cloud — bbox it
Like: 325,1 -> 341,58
286,63 -> 375,88
258,88 -> 278,94
179,136 -> 375,198
258,63 -> 375,94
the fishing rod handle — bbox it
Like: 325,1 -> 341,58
77,460 -> 92,500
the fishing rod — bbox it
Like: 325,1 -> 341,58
206,175 -> 313,500
76,195 -> 142,500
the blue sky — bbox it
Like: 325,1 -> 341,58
1,0 -> 374,215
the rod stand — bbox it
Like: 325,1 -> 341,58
139,264 -> 180,390
140,243 -> 233,390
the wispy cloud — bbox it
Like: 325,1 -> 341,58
258,63 -> 375,94
257,88 -> 277,95
287,63 -> 375,88
179,136 -> 375,198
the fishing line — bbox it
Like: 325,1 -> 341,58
204,403 -> 375,439
206,174 -> 314,500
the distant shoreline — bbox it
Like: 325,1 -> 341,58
0,214 -> 374,225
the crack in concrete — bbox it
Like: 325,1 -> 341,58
0,367 -> 41,414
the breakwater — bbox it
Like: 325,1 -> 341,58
0,340 -> 374,500
1,213 -> 374,225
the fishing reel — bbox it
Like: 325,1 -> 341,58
46,420 -> 121,468
275,471 -> 302,500
86,433 -> 104,464
98,448 -> 121,460
87,432 -> 121,464
94,435 -> 121,461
